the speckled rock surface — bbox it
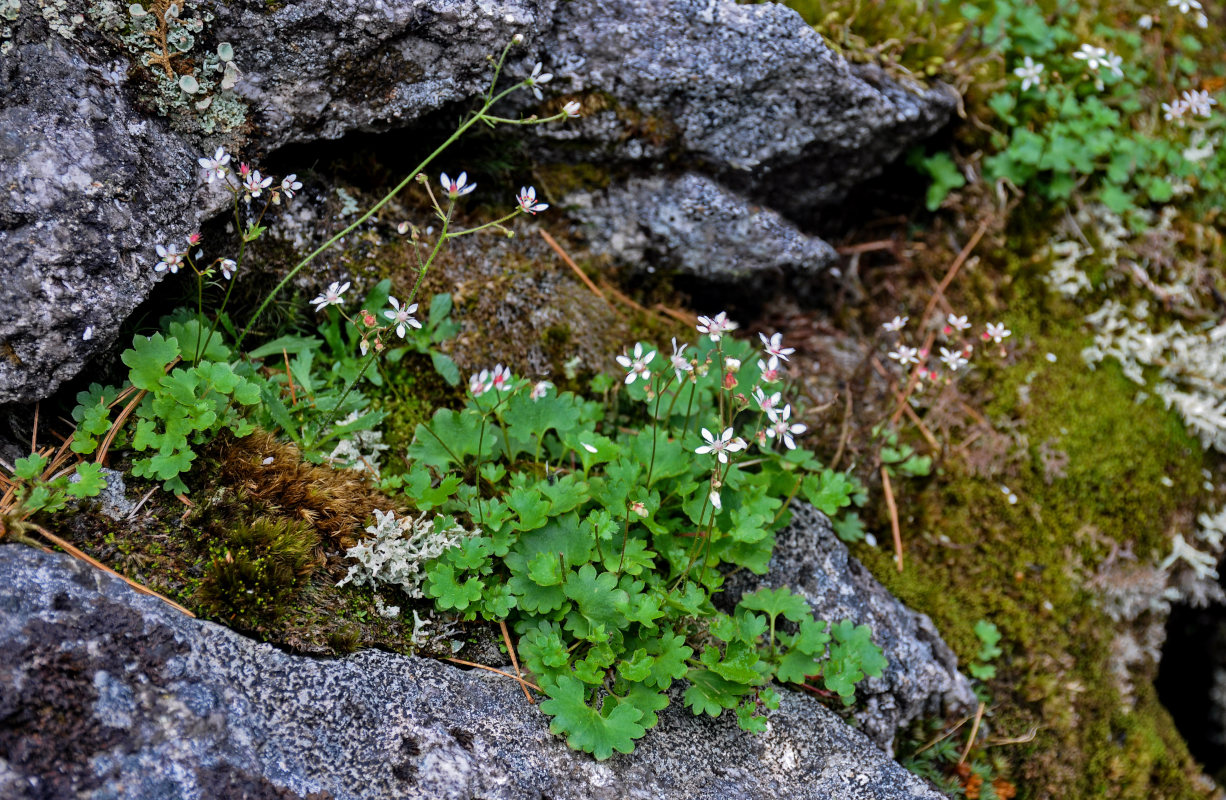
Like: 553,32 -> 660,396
564,173 -> 838,290
0,39 -> 204,406
0,545 -> 946,800
534,0 -> 958,216
728,503 -> 977,752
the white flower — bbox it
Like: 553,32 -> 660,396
242,169 -> 273,199
1073,43 -> 1109,72
669,338 -> 693,381
984,322 -> 1011,344
562,100 -> 582,118
888,345 -> 920,365
1168,0 -> 1202,12
219,258 -> 237,280
526,61 -> 553,100
490,364 -> 513,392
615,342 -> 655,384
311,280 -> 350,312
1182,89 -> 1217,118
384,296 -> 422,338
580,441 -> 598,454
1163,99 -> 1189,122
440,171 -> 476,198
759,331 -> 795,361
882,315 -> 908,332
1013,56 -> 1044,91
708,488 -> 723,511
758,356 -> 781,383
530,381 -> 553,401
753,386 -> 782,414
516,185 -> 549,214
198,147 -> 231,183
697,311 -> 738,342
694,427 -> 747,464
766,404 -> 806,450
1103,51 -> 1123,77
946,313 -> 971,332
154,244 -> 185,274
939,346 -> 969,371
280,173 -> 303,200
469,369 -> 492,396
724,357 -> 741,372
1161,533 -> 1219,579
1138,13 -> 1154,29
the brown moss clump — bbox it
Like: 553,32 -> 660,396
208,430 -> 397,550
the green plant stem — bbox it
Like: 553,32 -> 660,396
678,382 -> 698,444
645,375 -> 669,487
446,208 -> 522,237
320,346 -> 380,432
235,81 -> 524,352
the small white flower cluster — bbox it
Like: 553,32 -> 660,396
1167,0 -> 1209,28
1162,89 -> 1217,124
1013,56 -> 1044,92
337,510 -> 468,598
880,312 -> 1010,386
1073,43 -> 1123,90
469,364 -> 514,396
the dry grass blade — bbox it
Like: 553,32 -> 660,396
500,619 -> 534,705
881,466 -> 903,572
442,656 -> 542,694
959,701 -> 987,764
539,229 -> 609,303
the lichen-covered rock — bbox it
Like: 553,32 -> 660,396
0,545 -> 946,800
727,503 -> 977,752
0,39 -> 204,406
565,173 -> 838,291
535,0 -> 957,216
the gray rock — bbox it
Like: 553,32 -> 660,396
565,173 -> 838,290
728,503 -> 977,752
0,39 -> 204,406
536,0 -> 957,215
0,544 -> 946,800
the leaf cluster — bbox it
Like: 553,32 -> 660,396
394,333 -> 885,758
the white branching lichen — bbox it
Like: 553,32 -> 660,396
336,510 -> 466,598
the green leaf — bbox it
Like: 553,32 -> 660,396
66,462 -> 107,499
735,699 -> 768,734
775,648 -> 823,685
563,564 -> 630,637
621,684 -> 669,731
507,484 -> 551,531
429,351 -> 460,386
974,619 -> 1003,662
427,292 -> 453,328
738,586 -> 812,624
700,641 -> 764,685
683,668 -> 749,717
801,469 -> 854,516
122,333 -> 180,391
540,676 -> 646,761
618,648 -> 654,682
424,562 -> 483,611
643,632 -> 693,690
13,453 -> 48,481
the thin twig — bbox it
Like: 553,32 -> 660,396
126,487 -> 159,520
959,701 -> 987,764
836,239 -> 896,255
31,401 -> 39,453
881,466 -> 903,572
539,230 -> 608,303
599,282 -> 647,314
918,219 -> 990,333
283,348 -> 299,406
442,656 -> 542,693
890,330 -> 935,426
653,303 -> 700,326
985,726 -> 1038,747
914,711 -> 977,755
871,356 -> 940,452
30,524 -> 196,617
500,619 -> 534,705
830,389 -> 854,471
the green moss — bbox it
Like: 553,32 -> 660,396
196,516 -> 320,628
849,204 -> 1210,797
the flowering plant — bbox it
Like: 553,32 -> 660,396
380,315 -> 882,759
